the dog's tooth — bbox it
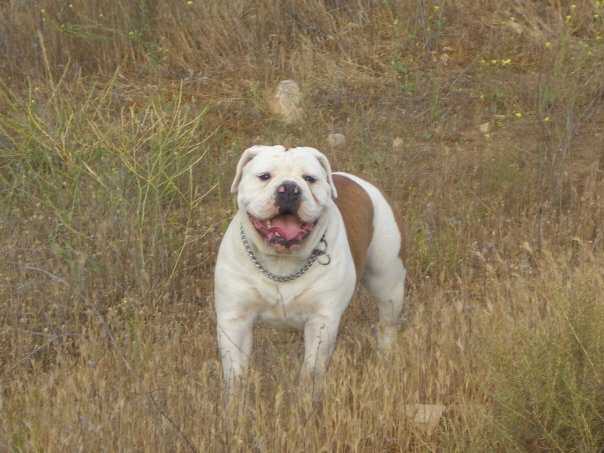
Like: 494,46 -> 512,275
266,219 -> 272,227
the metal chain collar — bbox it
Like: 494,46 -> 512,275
239,224 -> 330,283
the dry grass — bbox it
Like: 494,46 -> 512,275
1,0 -> 604,451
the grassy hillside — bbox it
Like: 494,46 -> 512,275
1,1 -> 603,451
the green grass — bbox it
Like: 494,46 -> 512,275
484,252 -> 604,451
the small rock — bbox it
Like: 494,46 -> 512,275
392,137 -> 404,149
405,404 -> 446,434
268,80 -> 303,124
478,122 -> 491,134
507,20 -> 523,35
327,133 -> 346,148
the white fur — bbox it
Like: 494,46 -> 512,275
215,147 -> 406,398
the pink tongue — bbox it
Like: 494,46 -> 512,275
269,215 -> 304,240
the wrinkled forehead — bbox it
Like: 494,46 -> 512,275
248,149 -> 324,175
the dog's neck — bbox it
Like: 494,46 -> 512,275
237,210 -> 332,278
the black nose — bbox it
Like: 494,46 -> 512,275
275,181 -> 301,214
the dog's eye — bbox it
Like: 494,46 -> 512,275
258,172 -> 271,181
303,175 -> 317,184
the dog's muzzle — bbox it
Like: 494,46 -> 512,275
275,181 -> 301,215
248,181 -> 319,251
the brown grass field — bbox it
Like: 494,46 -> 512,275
1,0 -> 604,451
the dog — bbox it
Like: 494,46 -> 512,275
214,145 -> 406,396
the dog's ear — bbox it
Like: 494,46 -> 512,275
311,149 -> 338,199
230,146 -> 263,193
231,145 -> 285,193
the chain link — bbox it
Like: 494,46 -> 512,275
240,224 -> 329,283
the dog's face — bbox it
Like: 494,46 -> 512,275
231,145 -> 338,253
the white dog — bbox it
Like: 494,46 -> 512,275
214,145 -> 406,396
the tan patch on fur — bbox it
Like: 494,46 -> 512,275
333,174 -> 374,281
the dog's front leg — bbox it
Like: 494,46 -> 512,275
216,314 -> 254,398
301,314 -> 341,398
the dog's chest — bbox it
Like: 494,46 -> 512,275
252,283 -> 318,329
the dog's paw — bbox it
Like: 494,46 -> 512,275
376,324 -> 400,352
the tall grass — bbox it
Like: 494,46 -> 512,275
0,77 -> 223,379
483,250 -> 604,451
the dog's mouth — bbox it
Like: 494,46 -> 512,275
249,213 -> 317,250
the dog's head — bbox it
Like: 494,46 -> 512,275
231,145 -> 337,253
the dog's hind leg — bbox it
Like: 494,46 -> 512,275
328,171 -> 407,350
354,178 -> 406,351
363,261 -> 406,351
